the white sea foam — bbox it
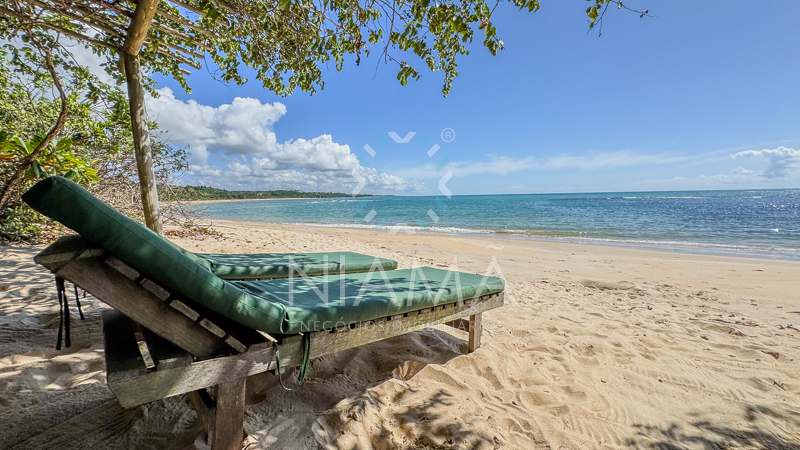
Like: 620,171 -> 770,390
623,196 -> 707,199
292,222 -> 800,260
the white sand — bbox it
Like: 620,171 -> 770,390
1,221 -> 799,449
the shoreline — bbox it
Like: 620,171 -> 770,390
200,218 -> 800,262
200,220 -> 800,298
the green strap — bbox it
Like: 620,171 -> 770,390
273,332 -> 311,391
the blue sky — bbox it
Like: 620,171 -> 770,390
143,0 -> 800,195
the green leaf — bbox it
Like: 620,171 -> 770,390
278,0 -> 291,11
54,137 -> 73,153
588,6 -> 599,21
13,136 -> 29,154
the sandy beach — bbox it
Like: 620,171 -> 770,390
1,221 -> 799,449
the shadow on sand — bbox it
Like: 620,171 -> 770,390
626,404 -> 800,450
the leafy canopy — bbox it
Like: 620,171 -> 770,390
2,0 -> 643,97
0,132 -> 98,184
151,0 -> 542,96
0,39 -> 130,185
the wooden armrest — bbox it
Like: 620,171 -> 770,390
34,234 -> 104,267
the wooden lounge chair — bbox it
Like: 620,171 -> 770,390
24,177 -> 506,450
35,237 -> 502,450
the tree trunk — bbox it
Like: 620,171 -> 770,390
121,0 -> 162,234
0,47 -> 69,208
122,52 -> 162,234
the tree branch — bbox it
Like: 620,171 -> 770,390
0,43 -> 70,208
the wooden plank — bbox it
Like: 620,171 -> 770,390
444,318 -> 469,332
256,330 -> 278,343
53,257 -> 228,359
170,300 -> 200,321
200,318 -> 226,338
140,278 -> 170,300
106,293 -> 503,407
212,378 -> 246,450
468,313 -> 483,353
105,256 -> 139,280
34,235 -> 104,265
225,336 -> 247,354
140,327 -> 192,371
187,389 -> 215,436
268,292 -> 502,367
102,310 -> 147,381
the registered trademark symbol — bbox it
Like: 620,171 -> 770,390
440,128 -> 455,142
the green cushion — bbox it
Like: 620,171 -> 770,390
234,266 -> 504,331
200,252 -> 398,280
23,177 -> 504,335
23,177 -> 291,333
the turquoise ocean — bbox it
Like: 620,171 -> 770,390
195,189 -> 800,260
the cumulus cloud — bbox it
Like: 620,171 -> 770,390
268,135 -> 359,171
149,89 -> 285,160
147,88 -> 424,193
732,146 -> 800,178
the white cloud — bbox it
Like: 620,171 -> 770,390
391,150 -> 702,180
453,156 -> 538,176
538,150 -> 691,170
731,167 -> 757,176
147,88 -> 423,193
192,164 -> 425,193
732,146 -> 800,178
149,88 -> 285,161
622,146 -> 800,190
268,135 -> 359,171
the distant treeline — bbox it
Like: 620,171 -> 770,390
165,185 -> 373,201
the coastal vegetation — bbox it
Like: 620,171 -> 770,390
0,39 -> 190,243
166,185 -> 372,201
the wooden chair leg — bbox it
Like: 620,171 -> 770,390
188,389 -> 215,438
468,313 -> 483,353
211,377 -> 246,450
